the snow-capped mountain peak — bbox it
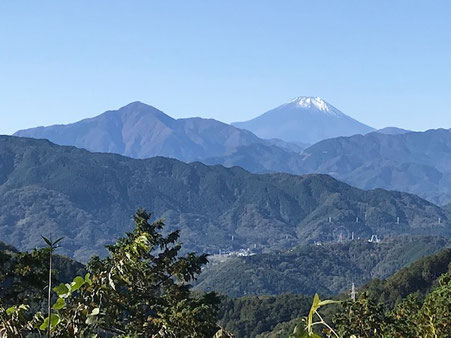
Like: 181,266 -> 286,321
232,96 -> 374,144
288,96 -> 343,117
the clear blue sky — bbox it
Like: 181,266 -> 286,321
1,0 -> 450,135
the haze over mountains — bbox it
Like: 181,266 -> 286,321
232,97 -> 375,144
299,129 -> 451,205
1,136 -> 449,262
14,101 -> 289,161
12,98 -> 451,205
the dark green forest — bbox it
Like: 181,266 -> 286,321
1,212 -> 450,337
195,236 -> 450,297
1,135 -> 450,262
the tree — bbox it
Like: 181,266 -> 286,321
415,272 -> 451,337
49,209 -> 220,337
333,292 -> 391,337
1,209 -> 220,337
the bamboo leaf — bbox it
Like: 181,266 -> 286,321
318,299 -> 340,306
53,237 -> 64,246
41,236 -> 52,247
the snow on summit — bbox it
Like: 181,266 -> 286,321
287,97 -> 344,117
232,96 -> 374,144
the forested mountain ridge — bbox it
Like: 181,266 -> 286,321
0,135 -> 450,261
258,247 -> 451,338
194,236 -> 450,297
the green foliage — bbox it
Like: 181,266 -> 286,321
258,248 -> 451,338
195,237 -> 449,297
333,271 -> 451,337
288,294 -> 339,338
0,302 -> 34,338
37,209 -> 220,337
0,244 -> 85,311
76,209 -> 220,337
0,210 -> 220,337
362,248 -> 451,309
217,293 -> 313,338
333,293 -> 392,337
414,272 -> 451,337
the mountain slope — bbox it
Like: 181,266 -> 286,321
194,236 -> 450,297
0,136 -> 450,261
232,97 -> 374,145
299,128 -> 451,204
13,102 -> 305,166
375,127 -> 412,135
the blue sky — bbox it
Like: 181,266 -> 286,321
1,0 -> 450,135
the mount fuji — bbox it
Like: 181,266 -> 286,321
232,96 -> 375,145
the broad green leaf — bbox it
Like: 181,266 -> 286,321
71,276 -> 85,291
6,306 -> 16,316
50,314 -> 60,328
40,317 -> 49,331
52,297 -> 66,310
54,283 -> 70,298
40,314 -> 60,330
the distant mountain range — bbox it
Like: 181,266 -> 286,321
232,97 -> 375,144
298,129 -> 451,205
14,101 -> 303,163
1,136 -> 449,262
375,127 -> 412,135
12,100 -> 451,205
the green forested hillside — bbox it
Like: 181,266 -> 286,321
194,236 -> 450,297
2,241 -> 450,338
217,294 -> 313,338
1,136 -> 450,261
362,247 -> 451,308
257,248 -> 451,338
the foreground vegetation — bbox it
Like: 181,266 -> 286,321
259,248 -> 451,337
1,210 -> 450,337
1,210 -> 220,337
